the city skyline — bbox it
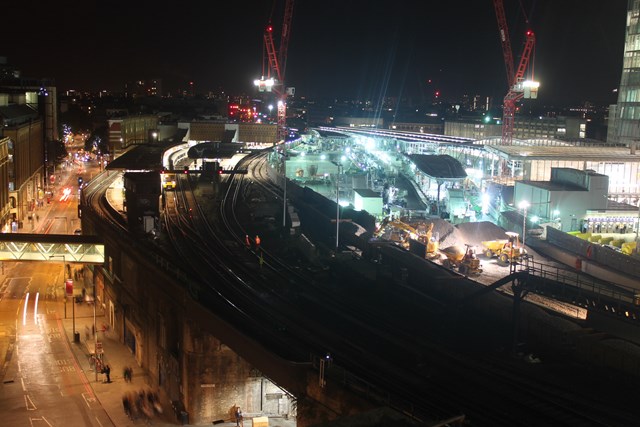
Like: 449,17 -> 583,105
2,1 -> 627,107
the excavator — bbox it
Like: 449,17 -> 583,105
374,218 -> 439,258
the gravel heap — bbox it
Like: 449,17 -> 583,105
454,221 -> 512,247
429,220 -> 512,250
400,219 -> 512,251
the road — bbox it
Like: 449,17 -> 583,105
0,146 -> 114,426
0,261 -> 112,426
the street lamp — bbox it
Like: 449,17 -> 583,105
50,255 -> 78,343
335,162 -> 344,250
282,146 -> 287,228
519,200 -> 530,247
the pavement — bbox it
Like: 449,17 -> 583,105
57,284 -> 299,427
6,189 -> 249,426
58,300 -> 242,426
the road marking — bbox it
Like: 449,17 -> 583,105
48,332 -> 61,342
55,316 -> 94,398
29,416 -> 53,426
24,393 -> 37,410
82,392 -> 97,406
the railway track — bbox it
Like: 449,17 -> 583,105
83,161 -> 640,426
217,151 -> 640,426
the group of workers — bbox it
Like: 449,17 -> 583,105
245,234 -> 261,250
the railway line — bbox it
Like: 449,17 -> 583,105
210,151 -> 640,426
80,153 -> 640,426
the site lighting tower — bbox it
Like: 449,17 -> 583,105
519,200 -> 530,247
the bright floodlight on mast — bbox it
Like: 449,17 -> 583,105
520,79 -> 540,99
254,77 -> 276,93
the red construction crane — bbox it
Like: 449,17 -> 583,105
256,0 -> 295,144
493,0 -> 537,146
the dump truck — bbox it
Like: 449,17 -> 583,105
440,244 -> 482,275
481,231 -> 527,264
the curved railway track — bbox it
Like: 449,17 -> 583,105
218,151 -> 640,426
84,160 -> 640,426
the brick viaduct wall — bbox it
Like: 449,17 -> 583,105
82,200 -> 373,425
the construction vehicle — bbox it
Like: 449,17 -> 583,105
374,218 -> 439,258
440,244 -> 482,276
622,241 -> 637,256
481,231 -> 527,264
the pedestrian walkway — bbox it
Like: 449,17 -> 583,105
59,301 -> 249,427
52,265 -> 240,426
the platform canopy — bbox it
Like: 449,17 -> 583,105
408,154 -> 467,179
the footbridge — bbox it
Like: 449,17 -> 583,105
0,233 -> 104,264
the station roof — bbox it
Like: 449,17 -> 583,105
485,144 -> 640,162
187,141 -> 244,159
106,144 -> 165,171
519,180 -> 587,192
354,188 -> 381,198
408,154 -> 467,179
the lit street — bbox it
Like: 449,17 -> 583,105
0,262 -> 112,426
0,149 -> 114,426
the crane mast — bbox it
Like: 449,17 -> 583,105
493,0 -> 537,147
494,0 -> 515,88
259,0 -> 295,144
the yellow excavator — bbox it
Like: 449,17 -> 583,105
374,218 -> 439,258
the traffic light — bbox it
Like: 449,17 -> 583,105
218,166 -> 224,175
183,167 -> 189,174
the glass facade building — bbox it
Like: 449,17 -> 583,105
608,0 -> 640,146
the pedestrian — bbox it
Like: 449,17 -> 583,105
123,394 -> 132,419
104,364 -> 111,383
124,366 -> 132,382
235,406 -> 243,427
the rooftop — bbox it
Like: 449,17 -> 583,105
485,145 -> 640,162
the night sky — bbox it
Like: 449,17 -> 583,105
2,0 -> 628,106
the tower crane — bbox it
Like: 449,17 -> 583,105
493,0 -> 538,146
255,0 -> 295,144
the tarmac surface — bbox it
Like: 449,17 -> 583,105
5,187 -> 296,427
